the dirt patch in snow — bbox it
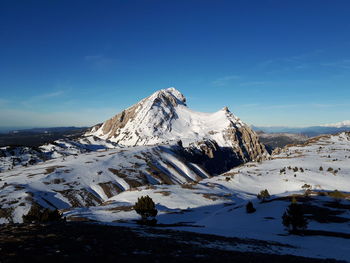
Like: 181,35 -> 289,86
44,166 -> 66,175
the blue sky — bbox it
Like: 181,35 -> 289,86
1,0 -> 350,128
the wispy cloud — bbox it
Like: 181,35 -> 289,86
84,54 -> 116,69
240,102 -> 350,110
239,81 -> 270,87
20,90 -> 65,108
320,59 -> 350,70
33,90 -> 64,100
212,75 -> 240,86
257,49 -> 325,73
85,55 -> 104,61
310,103 -> 350,108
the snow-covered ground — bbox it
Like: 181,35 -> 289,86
66,132 -> 350,261
1,132 -> 350,261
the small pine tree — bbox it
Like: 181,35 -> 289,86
246,201 -> 256,213
282,198 -> 308,234
257,189 -> 270,202
134,195 -> 158,224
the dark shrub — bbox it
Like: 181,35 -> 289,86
257,189 -> 270,202
246,201 -> 256,213
22,204 -> 64,223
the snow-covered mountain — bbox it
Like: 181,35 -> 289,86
86,87 -> 268,162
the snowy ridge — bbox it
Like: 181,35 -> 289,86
0,136 -> 119,172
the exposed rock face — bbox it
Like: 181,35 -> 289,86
223,125 -> 267,162
182,140 -> 241,175
86,87 -> 269,173
182,126 -> 267,175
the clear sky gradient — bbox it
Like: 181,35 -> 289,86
1,0 -> 350,128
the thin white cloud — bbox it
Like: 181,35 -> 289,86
33,90 -> 64,99
239,81 -> 269,87
320,59 -> 350,70
20,90 -> 65,108
84,54 -> 116,69
237,103 -> 350,110
257,49 -> 325,73
212,75 -> 240,86
84,55 -> 104,61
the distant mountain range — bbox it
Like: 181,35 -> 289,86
252,122 -> 350,137
0,127 -> 88,147
321,120 -> 350,128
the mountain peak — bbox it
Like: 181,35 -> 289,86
222,106 -> 230,112
148,87 -> 186,107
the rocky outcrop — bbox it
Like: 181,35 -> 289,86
223,125 -> 268,162
182,127 -> 268,175
182,140 -> 241,175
